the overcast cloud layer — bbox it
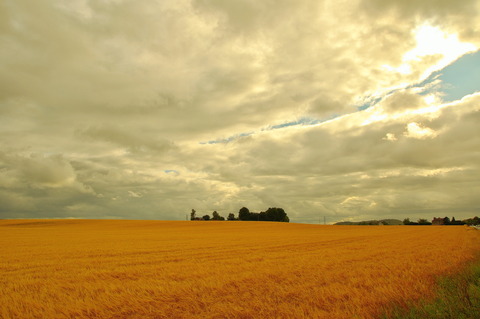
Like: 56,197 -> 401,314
1,0 -> 480,223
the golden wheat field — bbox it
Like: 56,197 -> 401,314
1,220 -> 479,319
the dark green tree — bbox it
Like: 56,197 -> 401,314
463,216 -> 480,225
238,206 -> 289,222
212,211 -> 224,220
258,211 -> 267,221
238,207 -> 250,221
403,218 -> 411,225
450,217 -> 464,225
190,209 -> 196,220
227,213 -> 236,221
249,212 -> 260,221
417,218 -> 431,225
265,207 -> 288,222
202,215 -> 210,221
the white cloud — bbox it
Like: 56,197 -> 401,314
394,24 -> 478,79
383,133 -> 397,141
404,122 -> 439,139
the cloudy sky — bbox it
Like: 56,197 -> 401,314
1,0 -> 480,223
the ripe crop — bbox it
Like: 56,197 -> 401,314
1,220 -> 479,318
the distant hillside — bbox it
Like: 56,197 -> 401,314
380,219 -> 403,225
335,219 -> 403,225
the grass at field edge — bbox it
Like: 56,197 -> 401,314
383,254 -> 480,319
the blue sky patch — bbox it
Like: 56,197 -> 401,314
201,51 -> 480,145
418,50 -> 480,102
436,50 -> 480,101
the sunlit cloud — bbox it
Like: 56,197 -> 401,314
404,122 -> 438,139
405,25 -> 477,72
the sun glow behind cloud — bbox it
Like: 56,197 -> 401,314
383,24 -> 477,79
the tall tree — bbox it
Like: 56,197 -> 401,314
265,207 -> 289,222
238,207 -> 250,221
212,211 -> 224,220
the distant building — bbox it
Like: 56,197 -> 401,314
432,217 -> 444,225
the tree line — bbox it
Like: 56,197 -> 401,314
403,216 -> 480,226
190,207 -> 289,222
